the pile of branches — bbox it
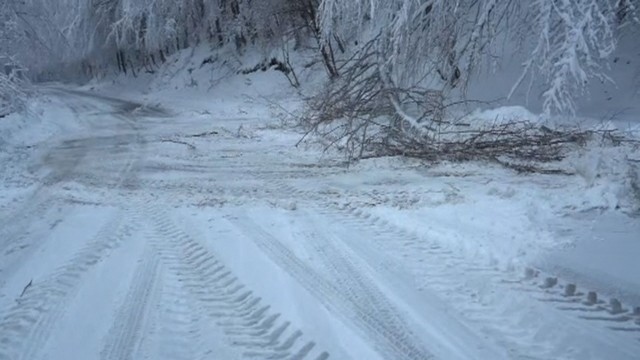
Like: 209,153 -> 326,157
374,122 -> 592,162
300,40 -> 631,172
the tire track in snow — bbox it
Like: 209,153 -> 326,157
275,181 -> 640,356
0,209 -> 139,360
228,213 -> 433,360
508,270 -> 640,338
0,190 -> 56,262
1,112 -> 143,271
309,204 -> 552,358
337,204 -> 640,354
336,203 -> 640,346
99,247 -> 161,360
306,222 -> 435,359
151,269 -> 204,360
143,203 -> 328,360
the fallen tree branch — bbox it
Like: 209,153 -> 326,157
160,139 -> 196,150
185,131 -> 219,138
19,279 -> 33,298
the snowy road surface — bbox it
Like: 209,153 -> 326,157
1,88 -> 639,360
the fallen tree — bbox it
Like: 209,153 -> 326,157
299,37 -> 638,173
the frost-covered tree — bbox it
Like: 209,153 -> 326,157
318,0 -> 508,91
316,0 -> 638,114
1,1 -> 29,115
511,0 -> 618,114
81,0 -> 313,75
2,0 -> 638,115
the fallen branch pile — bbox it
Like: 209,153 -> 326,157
299,38 -> 638,172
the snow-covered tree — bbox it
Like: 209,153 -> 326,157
316,0 -> 637,114
1,1 -> 29,115
317,0 -> 507,91
1,0 -> 638,114
510,0 -> 618,114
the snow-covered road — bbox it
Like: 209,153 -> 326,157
0,88 -> 639,360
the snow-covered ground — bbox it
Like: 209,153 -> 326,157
1,47 -> 639,359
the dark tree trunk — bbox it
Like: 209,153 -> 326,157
117,50 -> 127,74
320,44 -> 339,79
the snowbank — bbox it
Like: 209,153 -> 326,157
79,45 -> 314,125
0,95 -> 82,148
466,105 -> 541,125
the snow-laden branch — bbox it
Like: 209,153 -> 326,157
510,0 -> 616,114
316,0 -> 633,114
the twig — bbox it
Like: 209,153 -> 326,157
19,279 -> 33,298
493,159 -> 575,175
160,139 -> 196,150
258,94 -> 300,120
185,131 -> 219,138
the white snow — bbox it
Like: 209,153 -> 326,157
0,45 -> 639,360
539,210 -> 640,304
